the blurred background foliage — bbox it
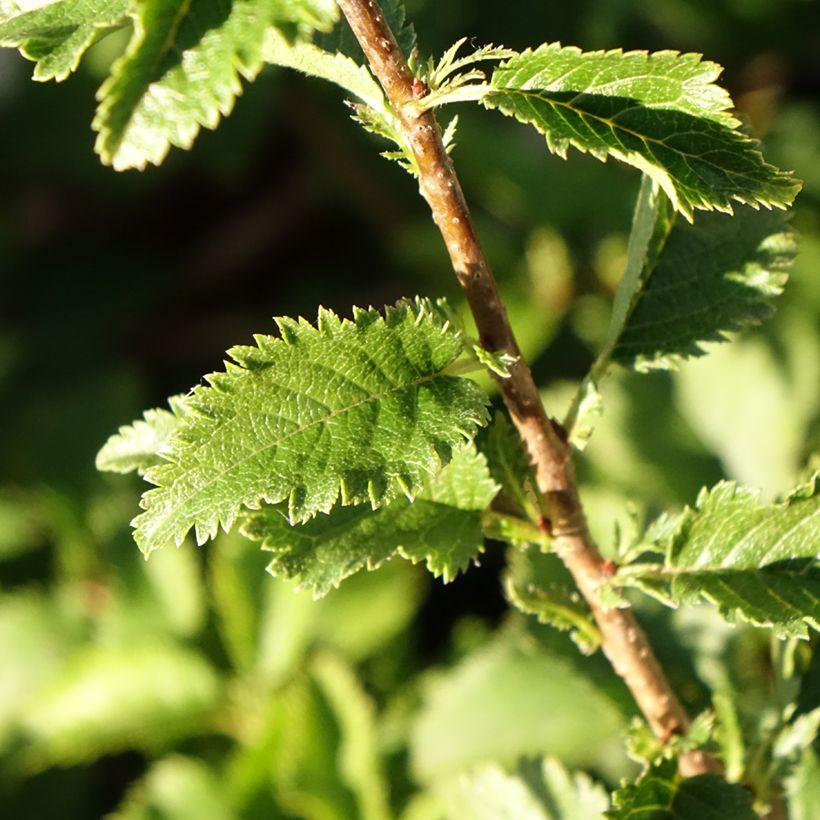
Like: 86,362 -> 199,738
0,0 -> 818,817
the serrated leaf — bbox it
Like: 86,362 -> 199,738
623,474 -> 820,637
484,44 -> 800,219
613,205 -> 796,371
444,758 -> 609,820
481,411 -> 538,518
133,298 -> 489,556
505,548 -> 600,654
242,443 -> 498,596
93,0 -> 337,170
609,757 -> 757,819
0,0 -> 129,81
19,644 -> 222,767
96,394 -> 189,476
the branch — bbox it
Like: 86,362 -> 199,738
336,0 -> 717,777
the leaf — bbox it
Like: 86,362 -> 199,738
96,394 -> 189,476
505,548 -> 601,654
267,653 -> 390,820
241,443 -> 498,596
484,44 -> 800,219
444,758 -> 609,820
480,411 -> 538,518
785,747 -> 820,820
613,205 -> 796,371
0,0 -> 129,81
608,757 -> 757,819
622,474 -> 820,637
409,624 -> 626,784
133,298 -> 489,555
110,755 -> 235,820
19,644 -> 222,767
93,0 -> 337,170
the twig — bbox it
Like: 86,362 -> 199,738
336,0 -> 717,777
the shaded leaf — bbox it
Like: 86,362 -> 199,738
132,298 -> 488,554
608,757 -> 757,819
613,205 -> 796,371
317,0 -> 415,62
484,44 -> 800,219
445,758 -> 608,820
242,443 -> 498,596
0,0 -> 129,81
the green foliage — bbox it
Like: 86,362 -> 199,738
2,1 -> 817,817
609,756 -> 758,819
93,0 -> 338,170
443,757 -> 609,819
0,0 -> 129,81
482,44 -> 800,219
620,474 -> 820,637
101,298 -> 489,555
242,442 -> 498,596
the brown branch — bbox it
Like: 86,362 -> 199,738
336,0 -> 717,777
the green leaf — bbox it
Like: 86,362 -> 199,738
19,644 -> 222,767
110,755 -> 235,820
444,758 -> 608,820
0,0 -> 129,81
133,298 -> 489,555
504,548 -> 601,655
96,394 -> 189,476
410,624 -> 626,784
483,44 -> 800,219
266,653 -> 390,820
609,757 -> 757,819
93,0 -> 337,170
785,747 -> 820,820
613,205 -> 796,371
242,443 -> 498,596
480,411 -> 538,519
622,474 -> 820,637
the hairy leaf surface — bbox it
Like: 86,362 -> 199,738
623,475 -> 820,636
484,45 -> 800,219
445,758 -> 608,820
613,205 -> 796,371
0,0 -> 129,81
97,394 -> 189,476
133,299 -> 489,555
608,757 -> 757,819
242,444 -> 498,596
94,0 -> 337,170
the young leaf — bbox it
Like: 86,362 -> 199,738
0,0 -> 129,82
241,443 -> 498,596
133,298 -> 489,555
444,758 -> 608,820
96,394 -> 189,476
483,45 -> 800,219
613,205 -> 796,371
608,757 -> 757,819
620,474 -> 820,637
94,0 -> 337,170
